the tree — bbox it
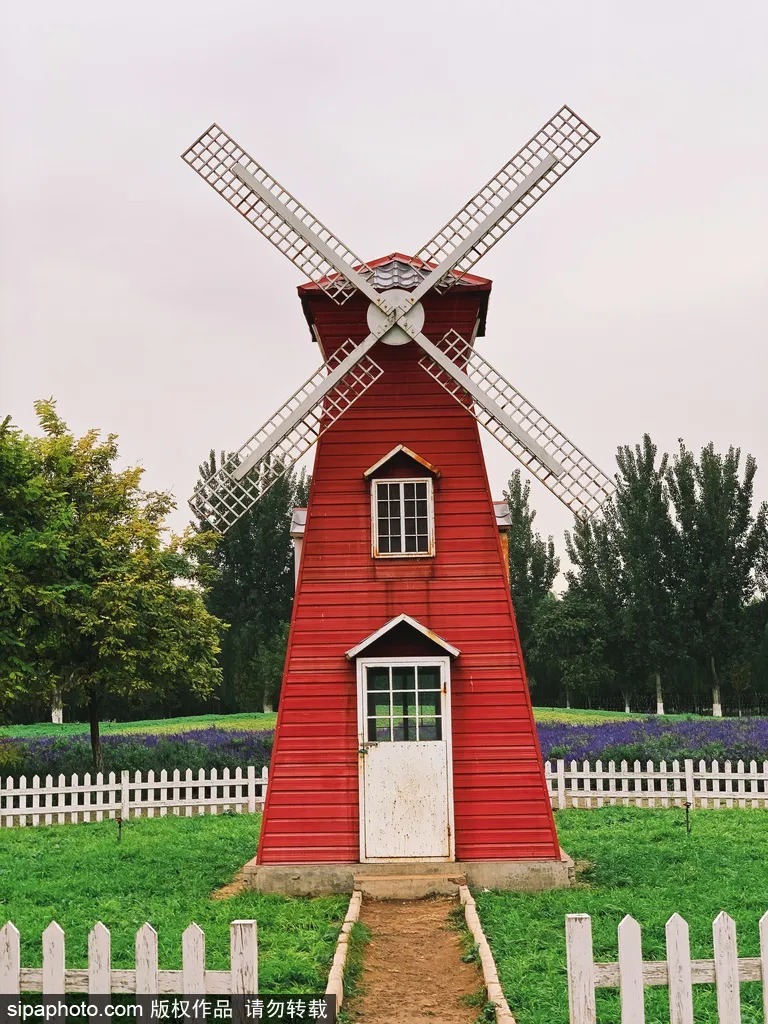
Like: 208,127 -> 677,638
194,453 -> 310,712
0,416 -> 71,708
609,435 -> 682,715
529,591 -> 616,710
667,442 -> 767,716
503,470 -> 559,654
1,402 -> 224,768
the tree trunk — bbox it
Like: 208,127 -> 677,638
263,702 -> 273,714
89,696 -> 104,774
623,693 -> 631,714
565,685 -> 571,710
710,655 -> 722,717
655,672 -> 665,715
51,687 -> 63,725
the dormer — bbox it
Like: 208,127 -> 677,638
364,446 -> 440,559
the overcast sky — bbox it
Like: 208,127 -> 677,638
2,0 -> 766,567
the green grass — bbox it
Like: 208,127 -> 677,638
475,808 -> 768,1024
0,712 -> 277,740
1,707 -> 715,741
0,814 -> 346,993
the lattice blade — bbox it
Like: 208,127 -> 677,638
182,125 -> 371,304
191,341 -> 383,531
415,106 -> 599,290
419,331 -> 614,520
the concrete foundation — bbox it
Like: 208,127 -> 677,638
242,849 -> 574,896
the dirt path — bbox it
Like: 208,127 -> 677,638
343,896 -> 483,1024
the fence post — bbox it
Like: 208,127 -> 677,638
617,915 -> 644,1024
247,766 -> 256,815
42,922 -> 65,994
759,911 -> 768,1023
666,913 -> 694,1024
684,760 -> 695,809
230,920 -> 258,995
260,766 -> 269,808
566,914 -> 596,1024
0,922 -> 21,994
557,759 -> 566,810
120,770 -> 130,820
713,912 -> 741,1024
88,922 -> 112,994
135,923 -> 159,995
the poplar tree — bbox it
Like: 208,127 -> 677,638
503,470 -> 559,653
667,442 -> 767,716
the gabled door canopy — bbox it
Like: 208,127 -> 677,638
345,613 -> 460,660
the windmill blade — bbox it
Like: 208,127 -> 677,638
182,124 -> 379,306
191,339 -> 383,531
418,331 -> 614,520
412,106 -> 599,295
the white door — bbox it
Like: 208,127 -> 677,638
357,658 -> 454,861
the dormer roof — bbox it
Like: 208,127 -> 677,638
363,445 -> 440,480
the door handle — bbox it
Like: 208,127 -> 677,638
358,742 -> 378,755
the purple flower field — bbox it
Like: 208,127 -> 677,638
2,717 -> 768,779
536,716 -> 768,764
0,728 -> 273,780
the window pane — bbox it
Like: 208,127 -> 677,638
415,535 -> 428,552
392,666 -> 415,691
403,482 -> 415,499
418,718 -> 442,741
389,534 -> 402,553
367,693 -> 391,719
367,667 -> 390,691
417,667 -> 441,691
393,690 -> 416,716
415,482 -> 427,499
368,717 -> 392,742
417,691 -> 440,717
405,536 -> 417,552
392,715 -> 418,742
377,500 -> 388,517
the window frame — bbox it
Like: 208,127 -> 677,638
370,477 -> 435,559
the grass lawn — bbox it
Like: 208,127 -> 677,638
0,814 -> 346,993
475,807 -> 768,1024
0,712 -> 278,740
0,707 -> 694,741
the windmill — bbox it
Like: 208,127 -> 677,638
183,107 -> 613,892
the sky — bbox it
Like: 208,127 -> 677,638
1,0 -> 766,571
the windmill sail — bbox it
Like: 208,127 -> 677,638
192,341 -> 383,531
419,331 -> 614,520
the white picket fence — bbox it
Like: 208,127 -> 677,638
545,758 -> 768,809
0,766 -> 269,827
0,919 -> 258,995
3,758 -> 768,828
566,911 -> 768,1024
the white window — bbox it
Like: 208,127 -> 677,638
363,662 -> 444,742
372,478 -> 434,557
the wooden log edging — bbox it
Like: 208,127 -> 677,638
325,888 -> 363,1010
459,884 -> 516,1024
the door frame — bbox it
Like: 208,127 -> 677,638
355,655 -> 456,862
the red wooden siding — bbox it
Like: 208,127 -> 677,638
257,283 -> 560,864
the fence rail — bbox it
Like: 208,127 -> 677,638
545,758 -> 768,809
565,911 -> 768,1024
0,766 -> 268,827
0,919 -> 258,996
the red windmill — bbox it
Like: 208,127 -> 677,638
183,108 -> 613,893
